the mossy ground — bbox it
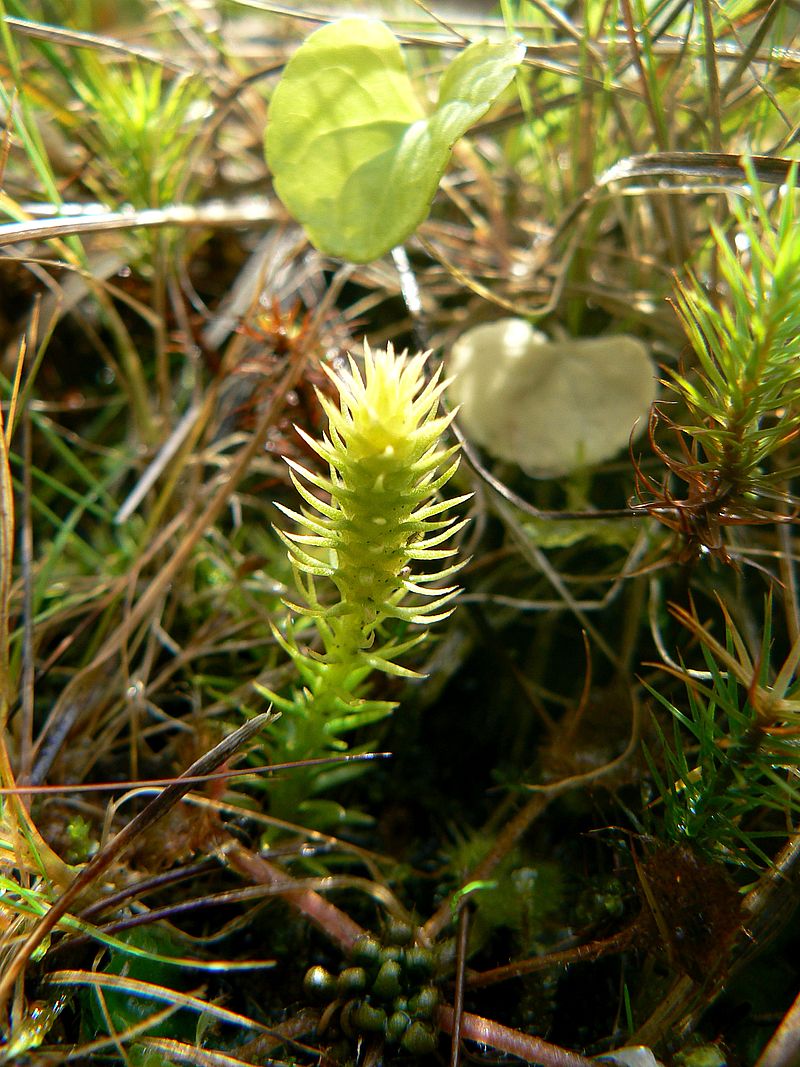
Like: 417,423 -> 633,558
1,3 -> 800,1065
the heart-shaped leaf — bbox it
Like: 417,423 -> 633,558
447,319 -> 657,478
265,18 -> 524,263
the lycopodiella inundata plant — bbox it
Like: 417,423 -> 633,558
260,343 -> 469,826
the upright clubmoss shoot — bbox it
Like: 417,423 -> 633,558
260,343 -> 469,825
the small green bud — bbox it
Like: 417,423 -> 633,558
352,1000 -> 387,1033
337,966 -> 368,996
303,965 -> 337,1001
401,1020 -> 438,1055
385,919 -> 414,946
408,985 -> 439,1019
404,944 -> 434,978
351,935 -> 382,969
372,959 -> 403,1000
385,1010 -> 412,1043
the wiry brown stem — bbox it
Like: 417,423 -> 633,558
224,840 -> 365,953
437,1005 -> 596,1067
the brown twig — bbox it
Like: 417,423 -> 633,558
223,840 -> 366,954
437,1004 -> 596,1067
755,987 -> 800,1067
466,922 -> 638,989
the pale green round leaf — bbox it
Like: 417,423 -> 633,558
265,18 -> 524,263
447,318 -> 657,478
